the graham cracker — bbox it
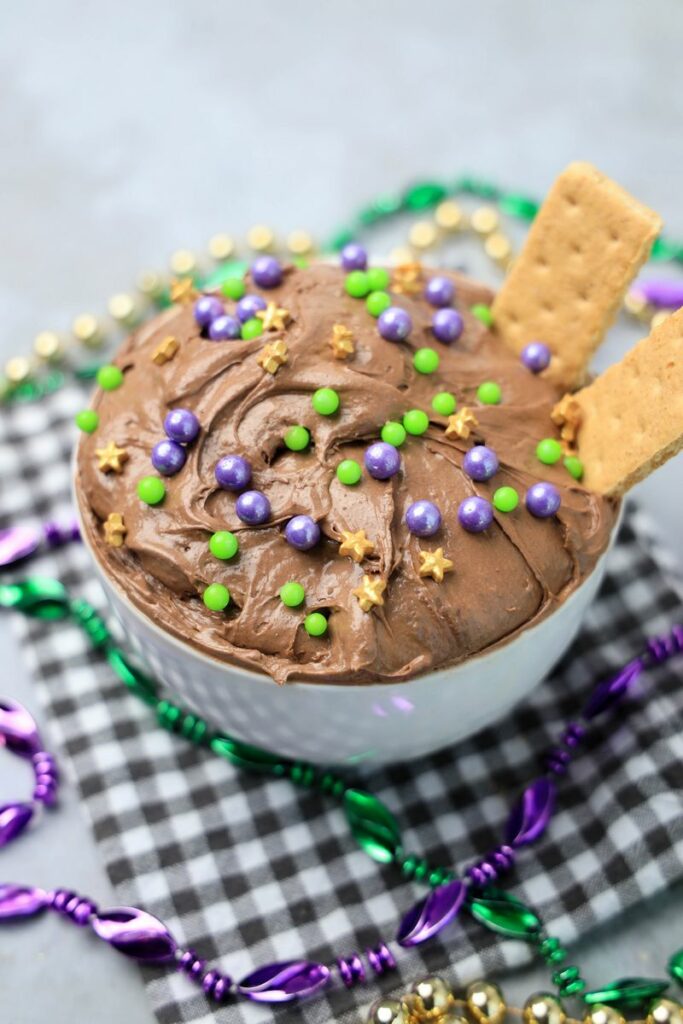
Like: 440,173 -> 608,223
554,307 -> 683,496
492,162 -> 662,388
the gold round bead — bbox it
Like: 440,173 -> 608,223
247,225 -> 275,252
648,999 -> 683,1024
435,200 -> 465,232
484,232 -> 513,264
366,998 -> 407,1024
286,229 -> 314,256
108,293 -> 139,326
208,233 -> 235,261
409,976 -> 454,1014
471,206 -> 500,236
651,310 -> 670,330
5,356 -> 32,383
523,993 -> 565,1024
585,1004 -> 626,1024
409,220 -> 439,250
33,331 -> 62,361
390,245 -> 415,266
169,249 -> 197,277
72,314 -> 103,348
137,271 -> 165,299
466,980 -> 506,1024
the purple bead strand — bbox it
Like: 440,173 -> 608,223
177,948 -> 233,1003
43,519 -> 80,547
32,750 -> 59,805
465,844 -> 516,888
335,951 -> 366,988
48,889 -> 98,926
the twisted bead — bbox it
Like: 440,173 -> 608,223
156,700 -> 208,746
466,845 -> 515,888
366,942 -> 396,976
336,952 -> 366,988
177,948 -> 232,1002
32,750 -> 59,805
47,889 -> 97,925
646,625 -> 683,665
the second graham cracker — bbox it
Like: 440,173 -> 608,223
492,162 -> 662,388
557,307 -> 683,497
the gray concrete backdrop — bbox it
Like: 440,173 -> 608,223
1,2 -> 682,1022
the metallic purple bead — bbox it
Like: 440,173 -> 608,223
236,293 -> 267,323
378,306 -> 412,342
193,295 -> 224,328
251,255 -> 283,289
431,307 -> 464,344
151,439 -> 187,476
406,500 -> 442,537
463,445 -> 499,481
0,525 -> 41,567
208,313 -> 241,341
521,341 -> 551,373
364,441 -> 401,480
237,961 -> 331,1003
236,490 -> 271,525
505,778 -> 556,847
458,495 -> 494,533
0,803 -> 33,847
526,481 -> 561,518
92,907 -> 177,963
396,878 -> 466,947
0,699 -> 42,757
164,408 -> 200,444
424,275 -> 455,308
340,242 -> 368,271
582,658 -> 643,720
215,454 -> 252,491
636,278 -> 683,308
284,515 -> 320,551
0,884 -> 48,920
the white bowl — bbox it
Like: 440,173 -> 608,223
78,497 -> 621,766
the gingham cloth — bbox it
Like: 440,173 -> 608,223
2,383 -> 683,1024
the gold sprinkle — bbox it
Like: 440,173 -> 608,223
445,407 -> 479,440
551,393 -> 582,446
409,220 -> 439,250
651,310 -> 670,330
95,441 -> 129,474
287,230 -> 314,256
33,331 -> 62,361
151,335 -> 180,365
257,339 -> 288,374
256,301 -> 291,332
329,323 -> 355,360
435,200 -> 465,232
108,293 -> 139,326
169,277 -> 198,305
5,356 -> 32,383
418,547 -> 453,583
72,313 -> 103,348
247,225 -> 275,252
170,249 -> 197,277
339,529 -> 375,564
471,206 -> 500,236
353,574 -> 386,612
104,512 -> 127,547
484,232 -> 513,265
392,261 -> 424,295
208,233 -> 235,261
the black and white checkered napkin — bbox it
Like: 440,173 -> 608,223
2,384 -> 683,1024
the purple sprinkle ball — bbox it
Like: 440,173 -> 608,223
526,481 -> 561,518
405,500 -> 442,537
151,439 -> 187,476
251,256 -> 283,289
284,515 -> 321,551
164,408 -> 200,444
236,490 -> 271,525
208,314 -> 242,341
378,306 -> 412,342
424,276 -> 455,308
521,341 -> 551,373
215,454 -> 252,491
194,295 -> 224,328
431,308 -> 464,344
458,496 -> 494,533
340,242 -> 368,271
463,445 -> 499,482
364,441 -> 401,480
236,294 -> 268,323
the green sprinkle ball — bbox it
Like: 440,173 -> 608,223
536,438 -> 563,465
97,365 -> 123,391
304,611 -> 328,637
209,531 -> 239,560
413,347 -> 440,375
477,381 -> 502,405
75,409 -> 99,433
381,421 -> 407,447
284,425 -> 310,451
366,290 -> 391,317
366,267 -> 390,291
312,387 -> 340,416
431,392 -> 456,416
137,476 -> 166,506
203,583 -> 230,611
345,270 -> 370,298
241,317 -> 263,340
280,581 -> 305,607
221,276 -> 246,301
293,256 -> 310,269
336,459 -> 362,485
493,486 -> 519,512
564,455 -> 584,480
403,409 -> 430,436
471,303 -> 494,327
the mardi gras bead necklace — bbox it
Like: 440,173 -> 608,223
1,576 -> 682,1012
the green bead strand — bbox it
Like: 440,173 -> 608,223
68,598 -> 111,647
156,699 -> 209,746
289,761 -> 317,788
551,965 -> 587,997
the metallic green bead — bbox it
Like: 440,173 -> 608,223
343,788 -> 401,864
400,854 -> 418,878
0,578 -> 69,619
403,182 -> 448,210
669,949 -> 683,986
105,648 -> 157,705
500,193 -> 540,221
647,999 -> 683,1024
523,993 -> 565,1024
210,734 -> 289,775
584,978 -> 670,1009
468,890 -> 541,939
466,980 -> 506,1024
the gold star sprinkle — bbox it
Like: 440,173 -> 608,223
418,547 -> 453,583
257,339 -> 289,374
169,277 -> 198,305
256,301 -> 291,332
95,441 -> 129,474
392,261 -> 424,296
445,407 -> 479,440
353,574 -> 387,612
339,529 -> 375,563
151,335 -> 180,365
104,512 -> 127,547
329,323 -> 355,360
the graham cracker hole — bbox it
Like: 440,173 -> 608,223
564,193 -> 579,208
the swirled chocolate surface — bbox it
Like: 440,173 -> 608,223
75,263 -> 617,684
